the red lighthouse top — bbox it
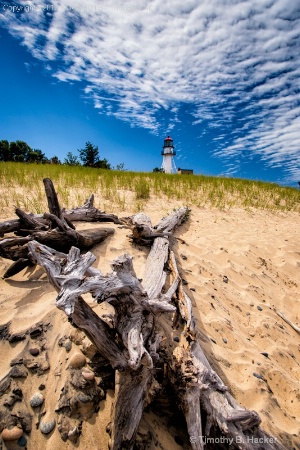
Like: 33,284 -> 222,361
162,135 -> 176,154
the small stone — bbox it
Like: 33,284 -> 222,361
17,435 -> 27,447
182,279 -> 188,285
246,312 -> 250,316
222,338 -> 227,344
1,426 -> 23,441
253,372 -> 263,380
8,333 -> 26,343
10,365 -> 28,378
82,370 -> 95,381
29,324 -> 43,338
250,301 -> 254,307
223,275 -> 228,283
69,353 -> 86,369
30,392 -> 44,407
68,426 -> 80,443
64,339 -> 72,352
39,384 -> 46,390
181,254 -> 187,260
29,348 -> 40,356
257,306 -> 263,311
10,357 -> 24,366
190,287 -> 196,292
173,336 -> 180,343
210,338 -> 216,344
40,418 -> 56,434
77,392 -> 91,403
261,352 -> 269,358
249,332 -> 255,337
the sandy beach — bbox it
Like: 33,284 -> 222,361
0,201 -> 299,449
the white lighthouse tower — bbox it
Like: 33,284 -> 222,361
161,135 -> 176,174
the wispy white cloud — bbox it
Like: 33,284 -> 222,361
1,0 -> 300,181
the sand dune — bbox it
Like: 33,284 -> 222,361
0,203 -> 299,449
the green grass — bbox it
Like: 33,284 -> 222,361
0,162 -> 299,215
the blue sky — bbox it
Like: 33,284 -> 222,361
0,1 -> 300,185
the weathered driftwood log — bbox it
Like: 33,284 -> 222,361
124,207 -> 190,245
0,179 -> 115,278
0,226 -> 114,278
62,194 -> 122,224
0,191 -> 122,237
274,308 -> 300,335
0,214 -> 48,237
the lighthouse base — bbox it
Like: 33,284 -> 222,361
161,155 -> 176,174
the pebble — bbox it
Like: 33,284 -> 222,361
1,426 -> 23,441
30,392 -> 44,407
69,353 -> 86,369
173,336 -> 180,343
222,338 -> 227,344
40,418 -> 56,434
10,366 -> 28,378
82,370 -> 95,381
253,372 -> 264,380
190,287 -> 196,292
39,384 -> 46,390
181,254 -> 187,260
17,435 -> 27,447
77,392 -> 91,403
261,352 -> 269,358
223,275 -> 228,283
257,306 -> 263,311
64,339 -> 72,352
29,348 -> 40,356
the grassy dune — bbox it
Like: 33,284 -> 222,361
0,162 -> 299,216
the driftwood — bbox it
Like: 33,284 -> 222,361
0,179 -> 115,278
0,191 -> 121,237
26,206 -> 285,449
274,308 -> 300,335
62,194 -> 122,224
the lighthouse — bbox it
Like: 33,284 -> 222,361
161,135 -> 176,174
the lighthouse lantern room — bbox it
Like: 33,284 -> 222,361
161,135 -> 176,174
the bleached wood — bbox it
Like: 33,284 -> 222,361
110,366 -> 153,450
28,241 -> 128,369
155,206 -> 190,233
168,250 -> 194,331
274,308 -> 300,334
143,237 -> 169,299
63,195 -> 122,224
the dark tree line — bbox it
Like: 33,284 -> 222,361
0,140 -> 48,163
0,140 -> 111,169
